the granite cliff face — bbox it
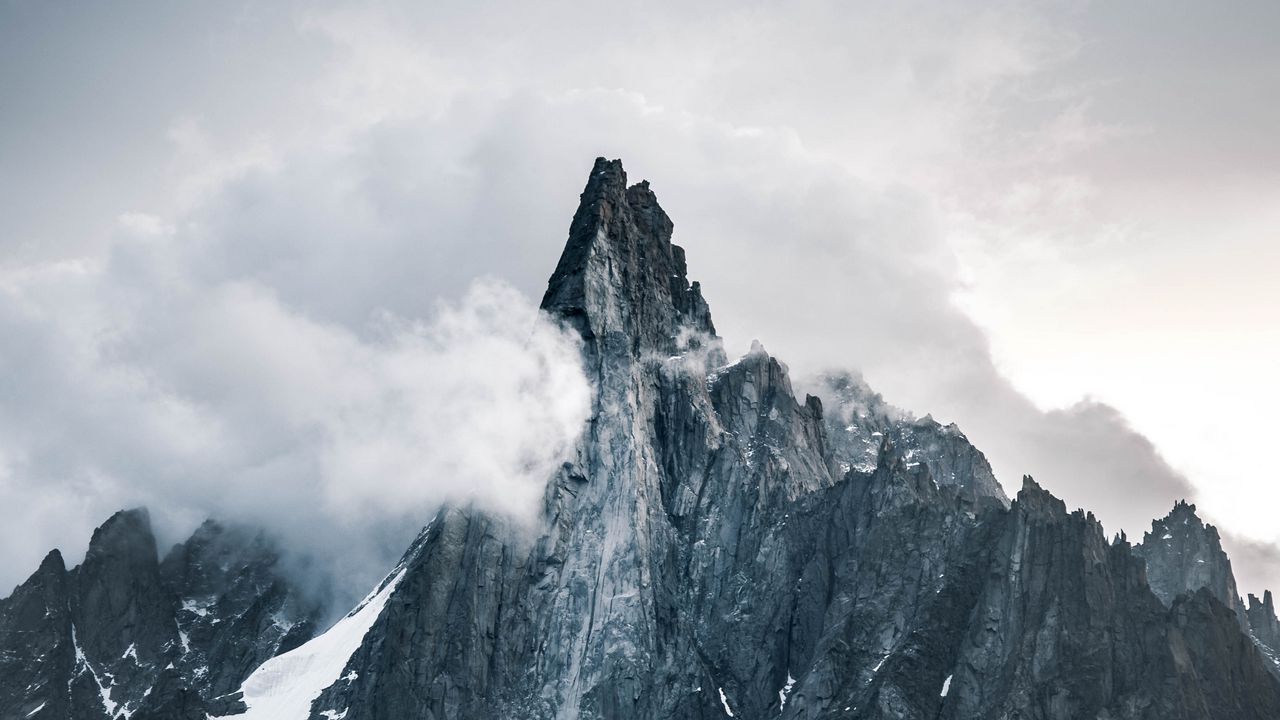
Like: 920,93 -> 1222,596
4,158 -> 1280,719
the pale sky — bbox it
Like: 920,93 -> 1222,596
2,0 -> 1278,596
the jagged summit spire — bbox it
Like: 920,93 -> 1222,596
540,157 -> 715,359
1134,497 -> 1249,628
84,507 -> 156,560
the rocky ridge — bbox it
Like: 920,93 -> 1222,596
0,510 -> 321,720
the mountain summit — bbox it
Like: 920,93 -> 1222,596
541,156 -> 715,356
3,158 -> 1280,719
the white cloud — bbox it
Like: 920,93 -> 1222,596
0,216 -> 591,596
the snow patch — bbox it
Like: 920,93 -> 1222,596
718,687 -> 735,717
72,624 -> 118,717
25,703 -> 46,718
778,672 -> 796,712
213,567 -> 407,720
940,673 -> 952,697
181,598 -> 211,617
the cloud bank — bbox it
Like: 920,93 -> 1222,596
0,222 -> 591,596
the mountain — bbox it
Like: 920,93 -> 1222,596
0,510 -> 322,720
4,157 -> 1280,719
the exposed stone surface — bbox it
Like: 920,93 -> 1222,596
1247,592 -> 1280,667
161,520 -> 325,702
1134,500 -> 1248,624
0,510 -> 318,719
945,479 -> 1280,720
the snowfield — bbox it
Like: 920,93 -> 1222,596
213,568 -> 406,720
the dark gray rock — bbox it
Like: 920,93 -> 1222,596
944,478 -> 1280,720
1133,501 -> 1280,677
160,520 -> 324,701
1247,592 -> 1280,667
1134,500 -> 1248,625
0,550 -> 76,720
0,510 -> 320,718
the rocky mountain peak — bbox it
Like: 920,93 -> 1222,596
1134,499 -> 1249,627
35,547 -> 67,578
1248,590 -> 1280,668
83,507 -> 156,560
0,506 -> 323,719
1014,474 -> 1067,518
540,157 -> 715,360
71,507 -> 179,700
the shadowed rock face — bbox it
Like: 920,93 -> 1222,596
0,510 -> 320,720
5,158 -> 1280,719
160,520 -> 325,702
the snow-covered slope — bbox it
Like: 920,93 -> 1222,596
216,568 -> 406,720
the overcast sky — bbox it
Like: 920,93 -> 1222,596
2,0 -> 1278,597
